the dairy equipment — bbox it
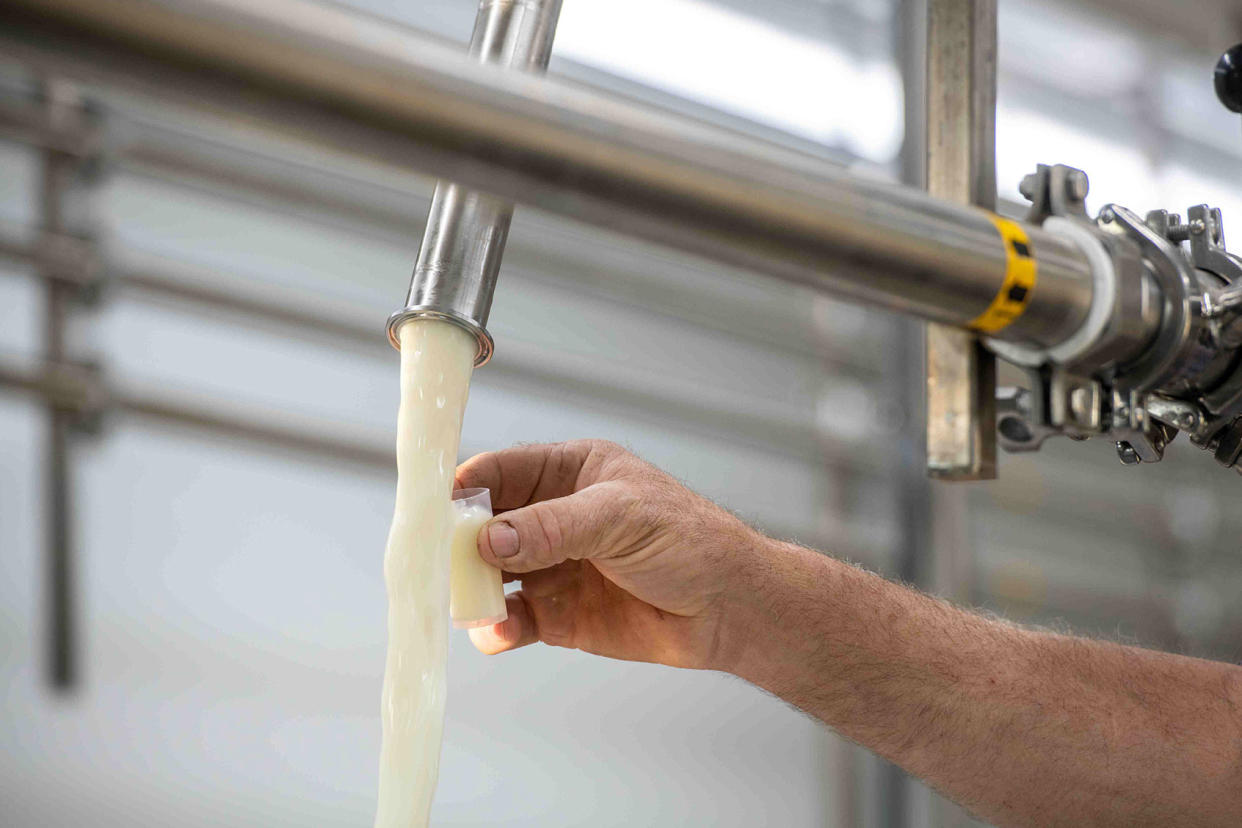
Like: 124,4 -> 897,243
3,0 -> 1238,460
2,0 -> 1241,695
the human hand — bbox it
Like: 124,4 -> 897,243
453,440 -> 766,671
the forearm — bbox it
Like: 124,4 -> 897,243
723,540 -> 1242,828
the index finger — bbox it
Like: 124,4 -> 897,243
454,440 -> 610,511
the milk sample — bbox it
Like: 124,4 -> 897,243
375,320 -> 476,828
449,493 -> 508,629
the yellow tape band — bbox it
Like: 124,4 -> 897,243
969,215 -> 1038,334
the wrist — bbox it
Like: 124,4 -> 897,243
710,534 -> 829,682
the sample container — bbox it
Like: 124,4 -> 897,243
449,487 -> 509,629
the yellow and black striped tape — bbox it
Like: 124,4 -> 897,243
968,215 -> 1038,334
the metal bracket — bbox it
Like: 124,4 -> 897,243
995,367 -> 1102,451
37,359 -> 108,433
1113,390 -> 1178,464
1176,205 -> 1242,350
1020,163 -> 1090,225
996,382 -> 1056,452
924,0 -> 998,481
34,230 -> 105,302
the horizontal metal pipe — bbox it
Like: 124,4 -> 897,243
120,267 -> 830,455
0,356 -> 395,469
0,224 -> 843,462
0,359 -> 878,557
0,0 -> 1100,348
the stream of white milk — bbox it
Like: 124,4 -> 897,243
374,320 -> 477,828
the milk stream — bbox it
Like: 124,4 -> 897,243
375,320 -> 477,828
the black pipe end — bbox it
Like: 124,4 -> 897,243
1217,43 -> 1242,114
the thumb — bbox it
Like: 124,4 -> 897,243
477,481 -> 640,573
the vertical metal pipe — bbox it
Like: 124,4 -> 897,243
924,0 -> 999,481
387,0 -> 562,363
879,1 -> 934,822
39,79 -> 81,692
895,0 -> 932,641
920,5 -> 995,826
46,406 -> 74,690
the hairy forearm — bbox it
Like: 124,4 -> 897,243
723,540 -> 1242,827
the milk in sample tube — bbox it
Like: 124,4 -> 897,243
374,320 -> 476,828
449,490 -> 508,629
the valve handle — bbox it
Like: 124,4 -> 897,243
1217,43 -> 1242,114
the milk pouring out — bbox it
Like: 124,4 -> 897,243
374,320 -> 505,828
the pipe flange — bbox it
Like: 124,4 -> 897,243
1101,205 -> 1204,393
386,307 -> 495,367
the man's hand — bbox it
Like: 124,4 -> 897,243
454,439 -> 763,670
458,440 -> 1242,828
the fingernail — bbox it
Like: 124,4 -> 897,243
487,521 -> 520,558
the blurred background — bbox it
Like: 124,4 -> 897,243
1,0 -> 1240,825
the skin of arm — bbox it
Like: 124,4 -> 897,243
455,439 -> 1242,828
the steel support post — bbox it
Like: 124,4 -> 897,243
919,6 -> 996,826
880,1 -> 934,821
924,0 -> 999,481
37,79 -> 93,691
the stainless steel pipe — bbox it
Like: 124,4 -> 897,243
1,0 -> 1106,350
388,0 -> 562,364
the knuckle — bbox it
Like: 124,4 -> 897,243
540,629 -> 575,649
529,442 -> 588,500
628,490 -> 667,541
453,450 -> 492,487
612,480 -> 649,522
590,480 -> 660,553
528,504 -> 567,561
588,438 -> 623,455
584,440 -> 639,484
546,442 -> 581,489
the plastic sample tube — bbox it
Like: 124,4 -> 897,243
449,488 -> 508,629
